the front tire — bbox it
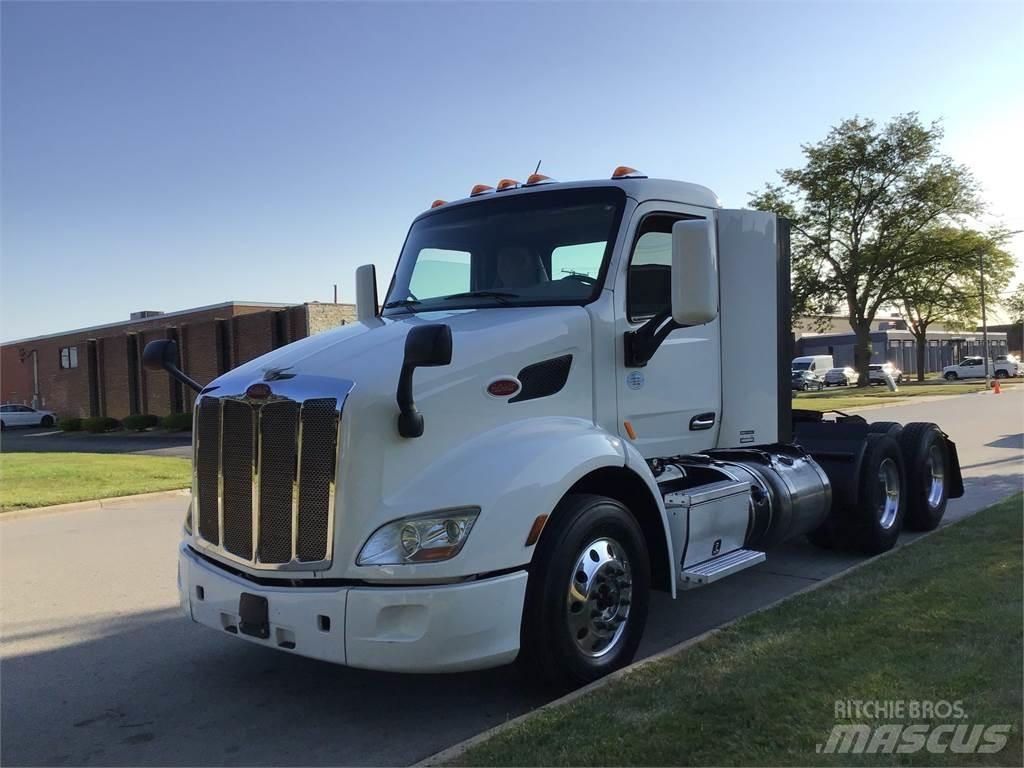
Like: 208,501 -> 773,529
40,415 -> 54,427
994,369 -> 1008,379
520,493 -> 650,688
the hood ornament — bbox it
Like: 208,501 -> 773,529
263,366 -> 296,382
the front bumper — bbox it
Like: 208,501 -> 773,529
178,544 -> 527,673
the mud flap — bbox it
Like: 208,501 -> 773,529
945,437 -> 965,498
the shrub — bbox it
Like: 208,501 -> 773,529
161,412 -> 193,432
122,414 -> 159,432
59,417 -> 83,432
82,416 -> 120,433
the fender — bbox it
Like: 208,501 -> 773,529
353,417 -> 631,581
621,439 -> 678,597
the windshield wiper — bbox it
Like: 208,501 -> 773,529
382,298 -> 421,309
442,290 -> 519,304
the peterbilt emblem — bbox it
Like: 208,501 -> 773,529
246,383 -> 272,399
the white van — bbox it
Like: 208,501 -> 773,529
791,355 -> 834,374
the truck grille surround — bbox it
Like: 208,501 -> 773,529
192,382 -> 347,571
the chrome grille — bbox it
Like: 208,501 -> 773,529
192,393 -> 339,569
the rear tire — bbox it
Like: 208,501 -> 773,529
897,423 -> 950,531
848,434 -> 906,554
867,421 -> 902,438
519,493 -> 650,689
944,372 -> 958,381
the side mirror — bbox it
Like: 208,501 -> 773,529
671,219 -> 718,326
142,339 -> 202,393
355,264 -> 379,322
396,324 -> 453,438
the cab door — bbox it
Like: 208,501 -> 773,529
612,203 -> 721,458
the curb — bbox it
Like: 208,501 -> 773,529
1,488 -> 190,521
415,506 -> 984,767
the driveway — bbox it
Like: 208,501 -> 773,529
1,390 -> 1021,766
0,427 -> 191,457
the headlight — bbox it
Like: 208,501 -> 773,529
357,508 -> 479,566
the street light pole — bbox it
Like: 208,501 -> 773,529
979,249 -> 990,389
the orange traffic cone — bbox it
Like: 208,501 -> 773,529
993,379 -> 1002,394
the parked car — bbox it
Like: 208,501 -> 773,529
868,362 -> 903,385
823,366 -> 858,387
791,369 -> 824,392
943,356 -> 1019,380
0,403 -> 57,430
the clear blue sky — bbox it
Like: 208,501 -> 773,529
2,0 -> 1021,341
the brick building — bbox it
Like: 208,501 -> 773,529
1,301 -> 355,419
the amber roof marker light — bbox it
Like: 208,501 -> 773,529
496,178 -> 521,191
430,199 -> 447,209
525,173 -> 556,186
470,184 -> 495,196
611,166 -> 648,179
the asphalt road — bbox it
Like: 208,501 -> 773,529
0,428 -> 192,457
2,391 -> 1021,766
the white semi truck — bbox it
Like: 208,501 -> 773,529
146,168 -> 964,686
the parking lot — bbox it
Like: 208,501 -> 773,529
2,390 -> 1022,766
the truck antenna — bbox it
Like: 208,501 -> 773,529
533,160 -> 542,175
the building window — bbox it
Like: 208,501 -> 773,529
59,346 -> 78,369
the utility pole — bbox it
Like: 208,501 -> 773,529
980,248 -> 990,388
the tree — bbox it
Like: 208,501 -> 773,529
750,114 -> 981,385
1004,283 -> 1024,325
898,227 -> 1015,380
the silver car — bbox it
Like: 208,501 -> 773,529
823,367 -> 857,386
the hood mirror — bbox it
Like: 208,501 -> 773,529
142,339 -> 202,393
397,323 -> 452,438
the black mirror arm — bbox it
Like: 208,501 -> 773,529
624,310 -> 681,367
168,366 -> 203,394
396,362 -> 424,438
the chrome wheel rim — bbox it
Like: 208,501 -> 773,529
877,457 -> 900,529
926,444 -> 945,510
566,538 -> 632,658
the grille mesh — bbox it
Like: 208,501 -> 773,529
192,393 -> 338,567
221,400 -> 254,559
195,398 -> 221,544
296,398 -> 338,562
258,401 -> 299,563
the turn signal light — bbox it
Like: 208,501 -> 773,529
525,173 -> 556,186
470,184 -> 494,196
430,199 -> 447,208
496,178 -> 520,191
611,166 -> 646,179
525,514 -> 549,546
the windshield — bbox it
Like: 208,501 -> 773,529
383,188 -> 626,314
791,361 -> 811,371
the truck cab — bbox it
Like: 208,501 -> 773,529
155,168 -> 964,686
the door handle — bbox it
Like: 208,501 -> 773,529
689,412 -> 716,431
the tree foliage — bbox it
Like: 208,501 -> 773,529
898,226 -> 1015,379
1003,283 -> 1024,325
750,114 -> 981,383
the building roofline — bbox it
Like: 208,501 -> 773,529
1,301 -> 302,347
800,328 -> 1008,340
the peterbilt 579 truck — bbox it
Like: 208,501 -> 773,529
145,167 -> 964,686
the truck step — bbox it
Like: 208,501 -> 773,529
681,548 -> 766,589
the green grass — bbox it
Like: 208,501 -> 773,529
793,379 -> 1020,412
0,452 -> 191,511
453,494 -> 1024,767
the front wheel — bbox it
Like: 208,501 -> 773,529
40,415 -> 54,427
994,370 -> 1008,379
519,493 -> 650,688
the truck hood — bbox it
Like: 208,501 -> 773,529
216,305 -> 591,398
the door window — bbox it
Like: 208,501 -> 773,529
627,213 -> 700,321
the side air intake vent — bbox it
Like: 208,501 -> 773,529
511,354 -> 572,403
